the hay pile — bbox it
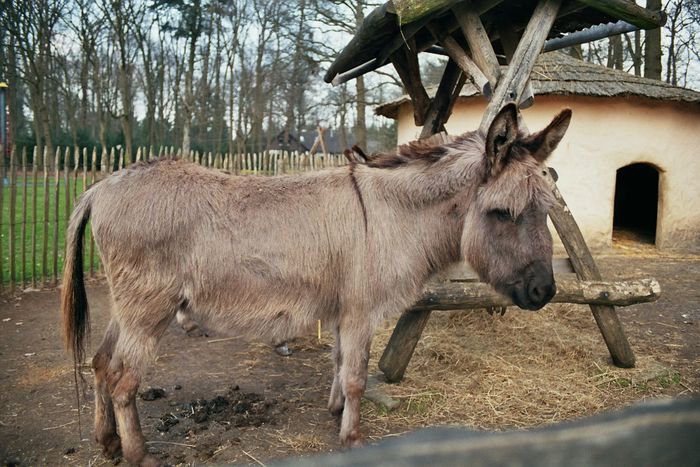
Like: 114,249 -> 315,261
350,303 -> 690,440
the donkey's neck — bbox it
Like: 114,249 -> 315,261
357,140 -> 487,210
355,139 -> 489,283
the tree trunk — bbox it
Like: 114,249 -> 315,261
643,0 -> 662,80
354,1 -> 368,150
607,34 -> 623,70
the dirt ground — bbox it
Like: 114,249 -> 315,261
1,245 -> 698,466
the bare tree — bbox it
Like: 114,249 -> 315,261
644,0 -> 663,80
3,0 -> 66,155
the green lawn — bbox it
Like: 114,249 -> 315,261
1,175 -> 101,286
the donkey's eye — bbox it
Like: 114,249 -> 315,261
490,209 -> 513,222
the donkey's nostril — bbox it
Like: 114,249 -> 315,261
528,280 -> 555,305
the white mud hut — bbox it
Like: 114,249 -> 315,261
377,52 -> 700,252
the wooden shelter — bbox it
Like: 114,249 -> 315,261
326,0 -> 666,381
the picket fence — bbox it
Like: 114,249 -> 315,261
0,145 -> 348,291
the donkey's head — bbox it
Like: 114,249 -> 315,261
462,104 -> 572,310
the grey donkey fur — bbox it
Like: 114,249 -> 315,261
61,104 -> 571,465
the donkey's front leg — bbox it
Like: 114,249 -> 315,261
337,323 -> 373,447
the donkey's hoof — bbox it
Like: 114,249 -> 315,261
98,434 -> 122,459
328,400 -> 344,418
340,431 -> 364,449
185,327 -> 208,337
274,343 -> 292,356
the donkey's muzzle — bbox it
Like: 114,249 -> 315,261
513,261 -> 556,310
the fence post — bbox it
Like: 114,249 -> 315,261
8,147 -> 17,291
31,147 -> 38,288
42,146 -> 49,285
20,147 -> 28,288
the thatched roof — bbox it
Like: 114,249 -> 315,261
325,0 -> 665,84
376,52 -> 700,119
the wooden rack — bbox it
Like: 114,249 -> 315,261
325,0 -> 666,380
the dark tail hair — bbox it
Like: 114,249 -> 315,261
61,189 -> 95,368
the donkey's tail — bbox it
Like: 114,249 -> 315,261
61,187 -> 96,367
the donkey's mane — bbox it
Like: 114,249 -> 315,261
366,131 -> 478,169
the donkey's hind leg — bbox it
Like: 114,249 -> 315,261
337,319 -> 373,447
107,299 -> 178,466
92,318 -> 121,458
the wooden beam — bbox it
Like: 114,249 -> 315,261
543,169 -> 636,368
390,42 -> 431,126
497,24 -> 535,109
577,0 -> 666,30
479,0 -> 562,133
412,277 -> 661,312
427,23 -> 491,98
420,59 -> 464,139
452,2 -> 501,91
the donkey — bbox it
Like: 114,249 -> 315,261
61,104 -> 571,465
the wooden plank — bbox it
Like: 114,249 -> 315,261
20,147 -> 27,287
420,58 -> 465,138
390,42 -> 431,126
577,0 -> 665,30
8,147 -> 17,290
479,0 -> 562,133
452,2 -> 501,90
543,169 -> 636,368
412,277 -> 660,312
497,24 -> 535,109
31,147 -> 38,288
427,23 -> 491,98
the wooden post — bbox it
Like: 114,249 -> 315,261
544,170 -> 636,367
497,24 -> 535,109
427,23 -> 491,98
52,148 -> 60,286
31,147 -> 38,288
8,147 -> 17,290
452,3 -> 501,91
390,41 -> 431,126
89,148 -> 97,277
42,146 -> 50,285
0,144 -> 4,289
20,148 -> 28,288
420,59 -> 465,139
479,0 -> 562,133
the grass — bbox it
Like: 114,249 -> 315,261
1,174 -> 101,286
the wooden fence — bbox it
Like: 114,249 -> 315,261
0,145 -> 348,291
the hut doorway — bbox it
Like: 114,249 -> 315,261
613,163 -> 659,244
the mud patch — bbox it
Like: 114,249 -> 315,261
156,386 -> 281,434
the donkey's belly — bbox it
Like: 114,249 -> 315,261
188,285 -> 335,343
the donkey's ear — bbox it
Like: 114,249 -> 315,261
485,103 -> 519,176
521,109 -> 572,163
